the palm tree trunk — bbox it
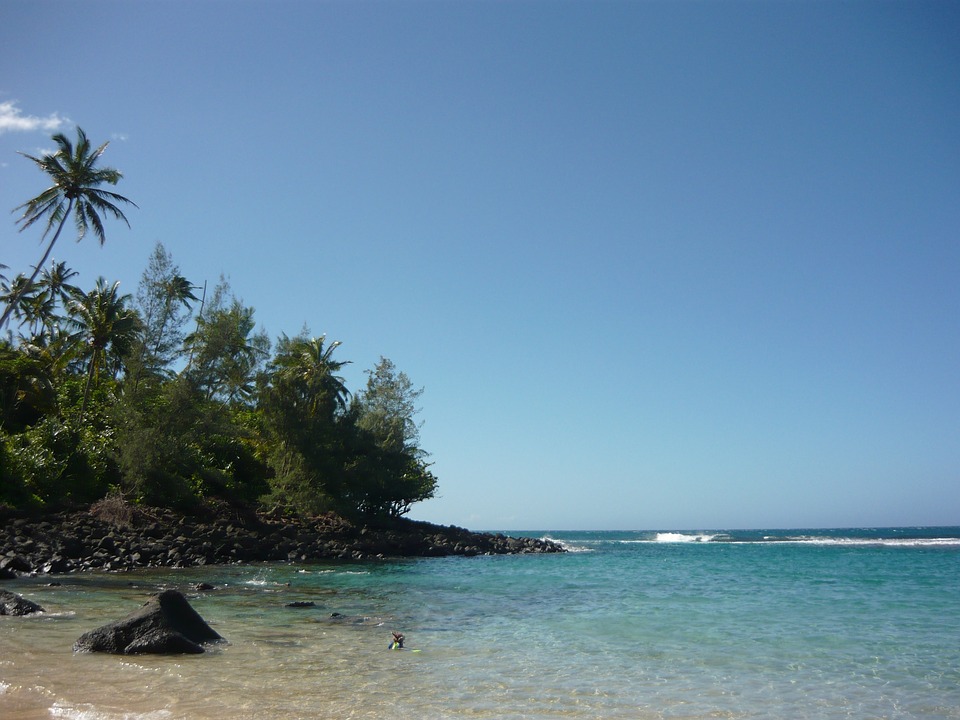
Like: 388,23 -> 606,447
0,198 -> 74,330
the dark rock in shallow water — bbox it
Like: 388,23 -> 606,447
0,589 -> 45,615
285,601 -> 316,608
73,589 -> 223,654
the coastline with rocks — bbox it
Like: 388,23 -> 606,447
0,503 -> 564,578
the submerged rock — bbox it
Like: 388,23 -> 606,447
0,589 -> 45,616
73,589 -> 223,654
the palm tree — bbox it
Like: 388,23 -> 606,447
272,334 -> 351,417
297,335 -> 351,413
66,278 -> 142,416
21,261 -> 81,339
19,287 -> 56,339
39,261 -> 81,310
0,274 -> 38,332
1,127 -> 136,330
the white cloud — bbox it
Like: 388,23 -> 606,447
0,100 -> 69,135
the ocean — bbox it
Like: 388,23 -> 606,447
1,527 -> 958,719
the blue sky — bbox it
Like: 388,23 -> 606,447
2,0 -> 958,530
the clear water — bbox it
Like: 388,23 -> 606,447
1,528 -> 958,719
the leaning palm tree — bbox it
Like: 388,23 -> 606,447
1,127 -> 136,330
66,278 -> 142,416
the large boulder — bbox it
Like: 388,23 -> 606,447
73,589 -> 223,654
0,589 -> 45,615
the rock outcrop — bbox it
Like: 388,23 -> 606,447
73,589 -> 223,654
0,506 -> 564,576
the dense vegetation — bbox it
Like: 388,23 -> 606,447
0,128 -> 437,520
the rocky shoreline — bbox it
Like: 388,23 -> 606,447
0,502 -> 564,578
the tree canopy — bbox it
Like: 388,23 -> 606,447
1,130 -> 438,520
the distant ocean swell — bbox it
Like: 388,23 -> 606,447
544,527 -> 960,551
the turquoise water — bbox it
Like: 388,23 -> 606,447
1,528 -> 958,719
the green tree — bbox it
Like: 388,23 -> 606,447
2,414 -> 117,509
37,261 -> 80,329
2,262 -> 82,342
258,333 -> 351,514
0,342 -> 57,432
1,274 -> 41,335
131,243 -> 198,390
273,334 -> 350,416
183,279 -> 269,405
39,261 -> 80,307
1,127 -> 136,330
65,278 -> 142,416
348,357 -> 437,517
355,357 -> 424,454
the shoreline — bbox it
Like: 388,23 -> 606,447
0,503 -> 564,578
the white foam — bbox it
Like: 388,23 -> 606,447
762,536 -> 960,547
540,536 -> 596,552
554,541 -> 595,553
654,532 -> 716,543
50,702 -> 172,720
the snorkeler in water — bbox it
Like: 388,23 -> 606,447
389,632 -> 405,650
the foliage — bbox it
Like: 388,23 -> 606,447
0,342 -> 57,432
258,332 -> 351,514
65,278 -> 142,416
133,242 -> 198,381
349,357 -> 437,516
184,278 -> 270,405
355,356 -> 424,454
0,128 -> 439,520
2,416 -> 117,509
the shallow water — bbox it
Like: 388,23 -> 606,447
2,528 -> 959,719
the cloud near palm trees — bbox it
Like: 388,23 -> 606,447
0,100 -> 69,135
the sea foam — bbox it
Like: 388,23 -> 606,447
654,532 -> 717,543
